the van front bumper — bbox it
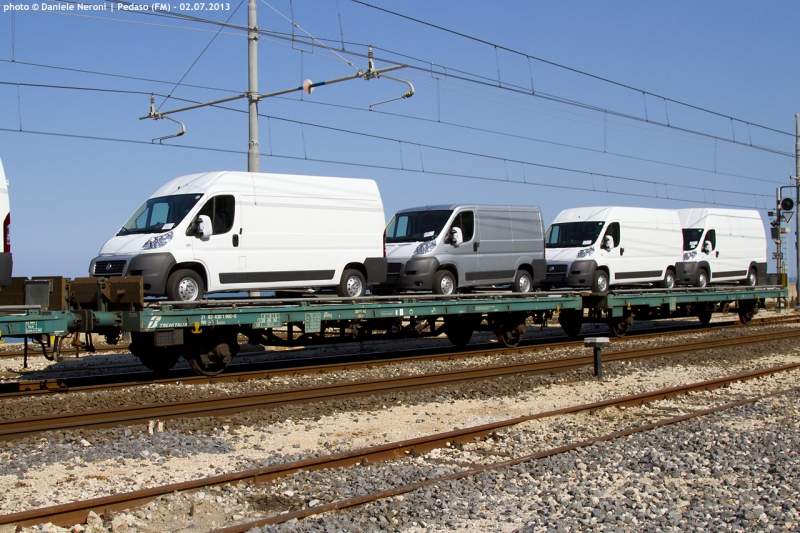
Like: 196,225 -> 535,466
676,261 -> 699,285
544,260 -> 597,288
90,252 -> 176,296
377,257 -> 440,291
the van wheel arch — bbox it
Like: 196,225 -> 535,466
343,262 -> 368,281
168,263 -> 208,290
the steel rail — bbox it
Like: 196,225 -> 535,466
1,328 -> 799,441
1,364 -> 797,529
216,384 -> 800,532
4,314 -> 798,397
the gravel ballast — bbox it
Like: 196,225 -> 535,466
1,315 -> 798,532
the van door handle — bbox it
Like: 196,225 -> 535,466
620,248 -> 624,256
473,242 -> 480,252
715,251 -> 719,258
232,235 -> 239,247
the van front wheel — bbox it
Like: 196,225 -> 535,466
337,269 -> 366,298
591,270 -> 609,294
433,270 -> 456,295
166,269 -> 205,302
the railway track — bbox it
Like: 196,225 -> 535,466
3,313 -> 798,397
2,327 -> 799,440
1,362 -> 796,530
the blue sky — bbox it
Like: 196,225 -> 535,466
1,0 -> 798,278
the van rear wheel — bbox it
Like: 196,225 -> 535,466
658,269 -> 676,289
166,269 -> 205,302
337,269 -> 366,298
744,268 -> 757,287
512,270 -> 532,293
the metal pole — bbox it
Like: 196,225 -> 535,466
593,347 -> 602,379
795,114 -> 799,307
247,0 -> 259,173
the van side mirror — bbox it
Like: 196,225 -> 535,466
602,235 -> 614,251
702,240 -> 712,254
450,227 -> 463,246
196,215 -> 212,238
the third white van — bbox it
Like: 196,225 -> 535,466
676,208 -> 767,287
544,206 -> 683,293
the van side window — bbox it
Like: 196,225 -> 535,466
451,211 -> 474,242
197,195 -> 235,235
603,222 -> 620,248
703,229 -> 716,251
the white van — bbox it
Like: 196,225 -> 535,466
544,206 -> 683,293
90,171 -> 387,301
377,205 -> 546,294
676,208 -> 767,287
0,158 -> 11,287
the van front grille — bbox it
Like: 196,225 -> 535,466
547,264 -> 568,274
93,260 -> 126,277
387,263 -> 402,275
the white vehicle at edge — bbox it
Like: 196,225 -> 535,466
676,208 -> 767,287
544,206 -> 683,294
0,158 -> 11,287
89,171 -> 387,301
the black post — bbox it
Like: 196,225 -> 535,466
593,346 -> 602,378
23,336 -> 28,369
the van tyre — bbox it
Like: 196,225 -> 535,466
659,269 -> 676,289
433,270 -> 456,295
591,270 -> 609,295
512,270 -> 532,293
337,269 -> 366,298
744,268 -> 757,287
695,269 -> 709,288
166,269 -> 204,302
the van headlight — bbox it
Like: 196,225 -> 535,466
576,246 -> 594,259
684,251 -> 697,260
413,241 -> 437,256
142,231 -> 173,250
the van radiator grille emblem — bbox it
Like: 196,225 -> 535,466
93,260 -> 126,277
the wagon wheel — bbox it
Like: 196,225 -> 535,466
444,315 -> 476,347
129,332 -> 182,373
493,313 -> 527,348
558,309 -> 583,338
608,316 -> 634,338
185,333 -> 239,376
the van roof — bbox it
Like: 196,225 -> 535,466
676,208 -> 762,227
149,171 -> 381,200
395,204 -> 541,214
552,206 -> 678,223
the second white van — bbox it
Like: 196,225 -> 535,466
89,171 -> 387,301
544,206 -> 683,293
676,208 -> 767,287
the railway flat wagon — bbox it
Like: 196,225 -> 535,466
0,276 -> 787,375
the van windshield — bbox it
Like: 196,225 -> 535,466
683,228 -> 704,250
545,221 -> 605,248
385,210 -> 453,243
117,194 -> 203,235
